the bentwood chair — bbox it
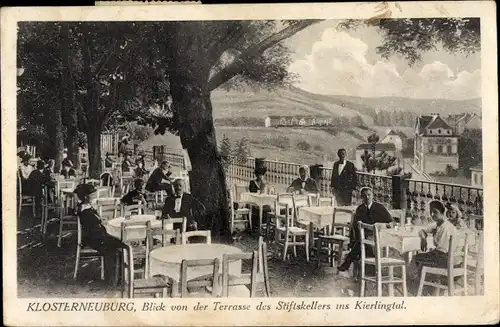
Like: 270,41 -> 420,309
181,230 -> 212,245
275,201 -> 309,262
316,208 -> 353,269
417,233 -> 470,296
358,222 -> 407,297
74,216 -> 105,280
122,244 -> 170,298
121,220 -> 150,278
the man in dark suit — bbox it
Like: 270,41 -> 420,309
287,166 -> 318,194
145,160 -> 173,195
74,184 -> 127,283
330,148 -> 357,206
337,187 -> 393,272
121,178 -> 147,205
161,179 -> 197,231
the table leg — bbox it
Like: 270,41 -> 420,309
308,223 -> 314,253
388,266 -> 395,297
258,205 -> 263,235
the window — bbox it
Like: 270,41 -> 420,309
438,129 -> 441,134
428,146 -> 434,153
437,145 -> 443,154
447,145 -> 452,154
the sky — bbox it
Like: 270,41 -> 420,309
285,20 -> 481,100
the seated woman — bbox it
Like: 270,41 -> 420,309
446,203 -> 468,229
246,169 -> 271,233
74,184 -> 127,284
407,200 -> 458,290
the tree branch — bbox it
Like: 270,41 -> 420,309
94,40 -> 118,77
207,20 -> 322,91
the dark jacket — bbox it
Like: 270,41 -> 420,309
145,167 -> 172,193
349,201 -> 393,247
330,160 -> 357,193
104,157 -> 114,168
60,168 -> 77,179
289,177 -> 318,193
121,159 -> 133,173
27,169 -> 55,198
121,189 -> 147,205
78,206 -> 109,247
249,180 -> 266,193
161,193 -> 194,220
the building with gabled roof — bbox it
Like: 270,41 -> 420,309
414,113 -> 459,174
447,112 -> 482,135
380,129 -> 403,152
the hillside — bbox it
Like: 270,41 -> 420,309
211,86 -> 481,125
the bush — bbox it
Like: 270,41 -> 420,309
313,144 -> 323,152
297,140 -> 311,151
266,136 -> 290,149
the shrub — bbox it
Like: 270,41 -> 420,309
297,140 -> 311,151
313,144 -> 323,152
266,136 -> 290,149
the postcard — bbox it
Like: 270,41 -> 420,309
1,2 -> 499,326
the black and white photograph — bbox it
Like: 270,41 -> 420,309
2,2 -> 499,326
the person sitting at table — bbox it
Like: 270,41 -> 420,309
161,179 -> 197,231
61,149 -> 74,169
104,152 -> 114,168
249,170 -> 267,194
19,154 -> 34,193
28,160 -> 56,216
337,186 -> 393,272
406,200 -> 459,288
121,153 -> 135,174
60,160 -> 77,179
445,203 -> 467,229
121,178 -> 147,205
43,159 -> 57,203
145,160 -> 173,195
134,160 -> 149,180
287,166 -> 318,194
74,183 -> 128,284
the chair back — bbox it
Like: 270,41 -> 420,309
318,195 -> 334,207
447,232 -> 469,271
292,194 -> 311,220
267,185 -> 276,195
234,184 -> 249,201
100,172 -> 114,187
120,220 -> 150,245
181,230 -> 211,244
96,187 -> 111,199
221,251 -> 258,297
122,244 -> 135,298
330,207 -> 354,236
96,199 -> 120,223
358,221 -> 382,263
146,221 -> 180,251
180,258 -> 220,298
59,180 -> 76,191
277,192 -> 293,203
121,201 -> 144,216
164,217 -> 187,233
257,236 -> 271,297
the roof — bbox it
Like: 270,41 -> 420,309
141,132 -> 183,149
356,143 -> 396,151
416,114 -> 452,135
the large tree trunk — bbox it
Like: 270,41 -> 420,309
86,127 -> 102,178
53,105 -> 64,172
166,25 -> 231,239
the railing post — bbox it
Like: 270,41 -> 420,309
391,175 -> 408,210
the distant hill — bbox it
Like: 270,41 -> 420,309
211,86 -> 481,126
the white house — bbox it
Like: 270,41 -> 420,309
470,164 -> 483,188
380,129 -> 403,153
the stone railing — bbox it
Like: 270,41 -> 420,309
161,152 -> 484,222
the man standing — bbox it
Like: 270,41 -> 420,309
161,179 -> 197,231
145,160 -> 173,195
337,187 -> 393,272
330,148 -> 357,206
287,166 -> 318,194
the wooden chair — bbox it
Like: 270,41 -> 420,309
57,198 -> 78,248
99,172 -> 114,188
257,236 -> 271,297
121,244 -> 170,298
466,231 -> 484,295
121,220 -> 150,278
181,230 -> 212,245
234,184 -> 250,202
121,201 -> 145,217
73,216 -> 105,280
292,194 -> 312,221
316,208 -> 352,269
317,195 -> 335,207
147,220 -> 181,250
229,190 -> 251,234
264,200 -> 287,246
96,187 -> 111,199
164,217 -> 188,233
17,171 -> 35,217
180,258 -> 220,298
96,198 -> 120,224
358,221 -> 407,297
417,233 -> 470,296
275,202 -> 309,262
221,251 -> 259,297
154,190 -> 168,208
41,185 -> 59,236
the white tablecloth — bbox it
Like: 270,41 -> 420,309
240,192 -> 277,207
149,244 -> 242,282
105,215 -> 166,239
298,206 -> 355,229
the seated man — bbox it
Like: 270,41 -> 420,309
60,161 -> 77,179
145,160 -> 173,195
121,178 -> 147,205
121,153 -> 135,174
19,154 -> 34,193
287,166 -> 318,194
161,179 -> 197,231
27,160 -> 56,216
74,184 -> 127,284
337,187 -> 393,272
104,152 -> 114,168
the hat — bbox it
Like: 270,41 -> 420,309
73,184 -> 97,199
21,153 -> 32,163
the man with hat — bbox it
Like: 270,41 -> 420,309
74,183 -> 127,283
337,186 -> 393,272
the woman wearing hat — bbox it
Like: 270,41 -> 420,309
74,184 -> 127,283
18,154 -> 34,194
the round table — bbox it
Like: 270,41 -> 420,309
149,244 -> 243,282
105,215 -> 164,239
